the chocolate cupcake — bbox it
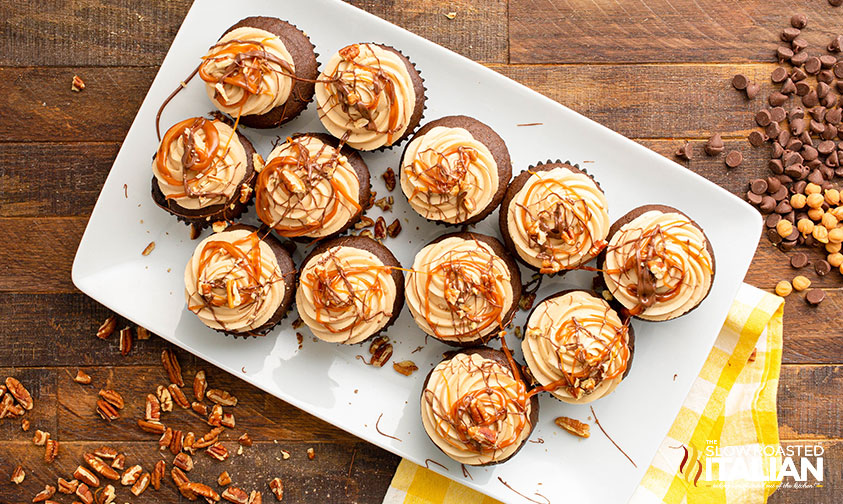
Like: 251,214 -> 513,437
198,16 -> 318,128
184,224 -> 295,337
315,43 -> 425,151
404,232 -> 521,347
296,236 -> 404,345
255,133 -> 370,240
600,204 -> 716,321
400,115 -> 511,225
151,116 -> 258,228
522,290 -> 634,404
420,347 -> 539,466
500,161 -> 610,274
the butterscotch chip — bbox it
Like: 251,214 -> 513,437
775,280 -> 793,297
792,275 -> 811,291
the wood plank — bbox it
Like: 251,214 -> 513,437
0,143 -> 117,217
779,365 -> 843,440
0,217 -> 86,293
770,440 -> 841,504
0,440 -> 398,504
509,0 -> 843,64
1,0 -> 506,67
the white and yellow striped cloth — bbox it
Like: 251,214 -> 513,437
383,283 -> 784,504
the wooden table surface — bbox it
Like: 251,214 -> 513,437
2,1 -> 842,502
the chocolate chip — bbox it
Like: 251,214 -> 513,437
834,62 -> 843,79
781,239 -> 797,251
793,180 -> 808,194
810,106 -> 826,122
791,13 -> 808,28
800,130 -> 812,145
795,81 -> 811,96
725,150 -> 743,168
770,107 -> 787,123
815,260 -> 832,276
817,82 -> 831,99
786,139 -> 803,151
789,107 -> 805,120
766,122 -> 782,139
810,120 -> 825,134
827,108 -> 842,125
790,51 -> 809,67
769,91 -> 788,106
823,124 -> 838,140
808,169 -> 824,185
775,200 -> 793,214
802,90 -> 819,107
805,289 -> 825,305
822,93 -> 838,108
766,230 -> 782,246
804,56 -> 821,74
818,140 -> 836,154
802,145 -> 819,161
777,174 -> 793,184
829,35 -> 843,52
781,28 -> 801,42
784,151 -> 803,166
817,69 -> 834,84
772,142 -> 785,159
749,178 -> 768,194
820,55 -> 838,68
766,176 -> 782,193
755,109 -> 772,127
747,190 -> 763,205
746,83 -> 761,99
748,131 -> 766,147
771,185 -> 789,201
704,133 -> 724,156
830,0 -> 843,7
780,78 -> 797,95
792,37 -> 809,53
732,74 -> 749,90
674,141 -> 692,160
827,150 -> 840,167
790,252 -> 809,268
765,213 -> 781,228
784,163 -> 804,178
777,46 -> 795,62
771,66 -> 788,83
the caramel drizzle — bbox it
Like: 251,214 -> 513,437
187,231 -> 282,331
406,145 -> 479,221
156,117 -> 242,202
318,44 -> 404,145
255,136 -> 361,237
515,170 -> 607,274
419,239 -> 509,341
528,301 -> 630,399
299,247 -> 392,342
604,217 -> 713,316
497,477 -> 551,504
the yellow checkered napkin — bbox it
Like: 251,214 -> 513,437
382,284 -> 784,504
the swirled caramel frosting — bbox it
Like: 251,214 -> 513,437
421,352 -> 533,465
401,126 -> 498,223
152,117 -> 248,210
602,209 -> 714,321
315,43 -> 416,150
185,228 -> 285,333
199,26 -> 295,117
405,236 -> 515,344
506,166 -> 610,273
256,135 -> 362,238
523,290 -> 630,404
296,245 -> 397,344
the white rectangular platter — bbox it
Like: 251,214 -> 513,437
72,0 -> 762,502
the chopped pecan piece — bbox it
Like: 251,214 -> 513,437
100,484 -> 117,504
57,477 -> 78,493
218,470 -> 232,486
307,447 -> 315,460
269,477 -> 284,501
20,418 -> 30,431
554,416 -> 590,438
249,490 -> 263,504
32,484 -> 56,502
74,369 -> 92,384
171,466 -> 190,487
98,389 -> 124,409
32,429 -> 50,445
193,370 -> 207,402
192,401 -> 209,416
71,75 -> 85,92
186,482 -> 220,501
111,453 -> 125,471
96,316 -> 116,340
386,218 -> 401,238
76,483 -> 94,504
5,377 -> 33,410
151,460 -> 165,490
142,241 -> 155,256
119,326 -> 133,356
238,432 -> 253,447
121,465 -> 142,486
11,465 -> 24,484
159,427 -> 174,451
136,326 -> 151,340
44,439 -> 59,463
222,486 -> 249,504
174,452 -> 194,472
73,466 -> 100,487
170,429 -> 185,455
354,216 -> 374,229
84,453 -> 119,480
221,412 -> 235,429
382,167 -> 396,191
373,216 -> 387,239
206,442 -> 229,461
137,418 -> 166,434
95,399 -> 119,422
392,360 -> 418,376
93,446 -> 117,459
161,349 -> 184,386
156,385 -> 174,412
130,472 -> 150,496
168,383 -> 190,409
371,342 -> 393,368
146,393 -> 161,422
207,404 -> 223,426
206,388 -> 238,407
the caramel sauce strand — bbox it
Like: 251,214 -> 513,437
407,145 -> 478,221
375,413 -> 402,442
424,459 -> 448,471
155,64 -> 201,141
590,405 -> 637,468
496,477 -> 551,504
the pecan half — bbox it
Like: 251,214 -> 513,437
387,218 -> 402,238
130,472 -> 150,496
159,428 -> 174,451
371,342 -> 393,368
121,465 -> 142,486
222,486 -> 249,504
249,491 -> 263,504
354,216 -> 374,229
382,167 -> 396,191
238,432 -> 253,447
183,431 -> 195,453
193,370 -> 207,402
111,454 -> 125,471
98,389 -> 124,409
185,482 -> 220,501
84,453 -> 119,480
171,466 -> 190,487
374,216 -> 387,239
217,471 -> 232,486
206,388 -> 238,407
44,439 -> 59,463
206,443 -> 229,461
137,419 -> 166,434
170,429 -> 184,455
156,385 -> 174,412
145,393 -> 161,422
151,460 -> 165,490
192,401 -> 209,416
136,326 -> 151,340
95,399 -> 119,422
76,483 -> 94,504
32,429 -> 50,445
11,465 -> 24,484
142,241 -> 155,256
554,416 -> 590,438
193,427 -> 223,450
269,477 -> 284,501
119,327 -> 133,356
392,360 -> 418,376
96,316 -> 116,340
168,383 -> 190,409
73,466 -> 100,487
58,477 -> 79,493
5,377 -> 33,410
32,484 -> 56,502
161,349 -> 184,386
207,404 -> 223,427
174,452 -> 193,472
93,446 -> 117,459
74,370 -> 92,384
99,484 -> 117,504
